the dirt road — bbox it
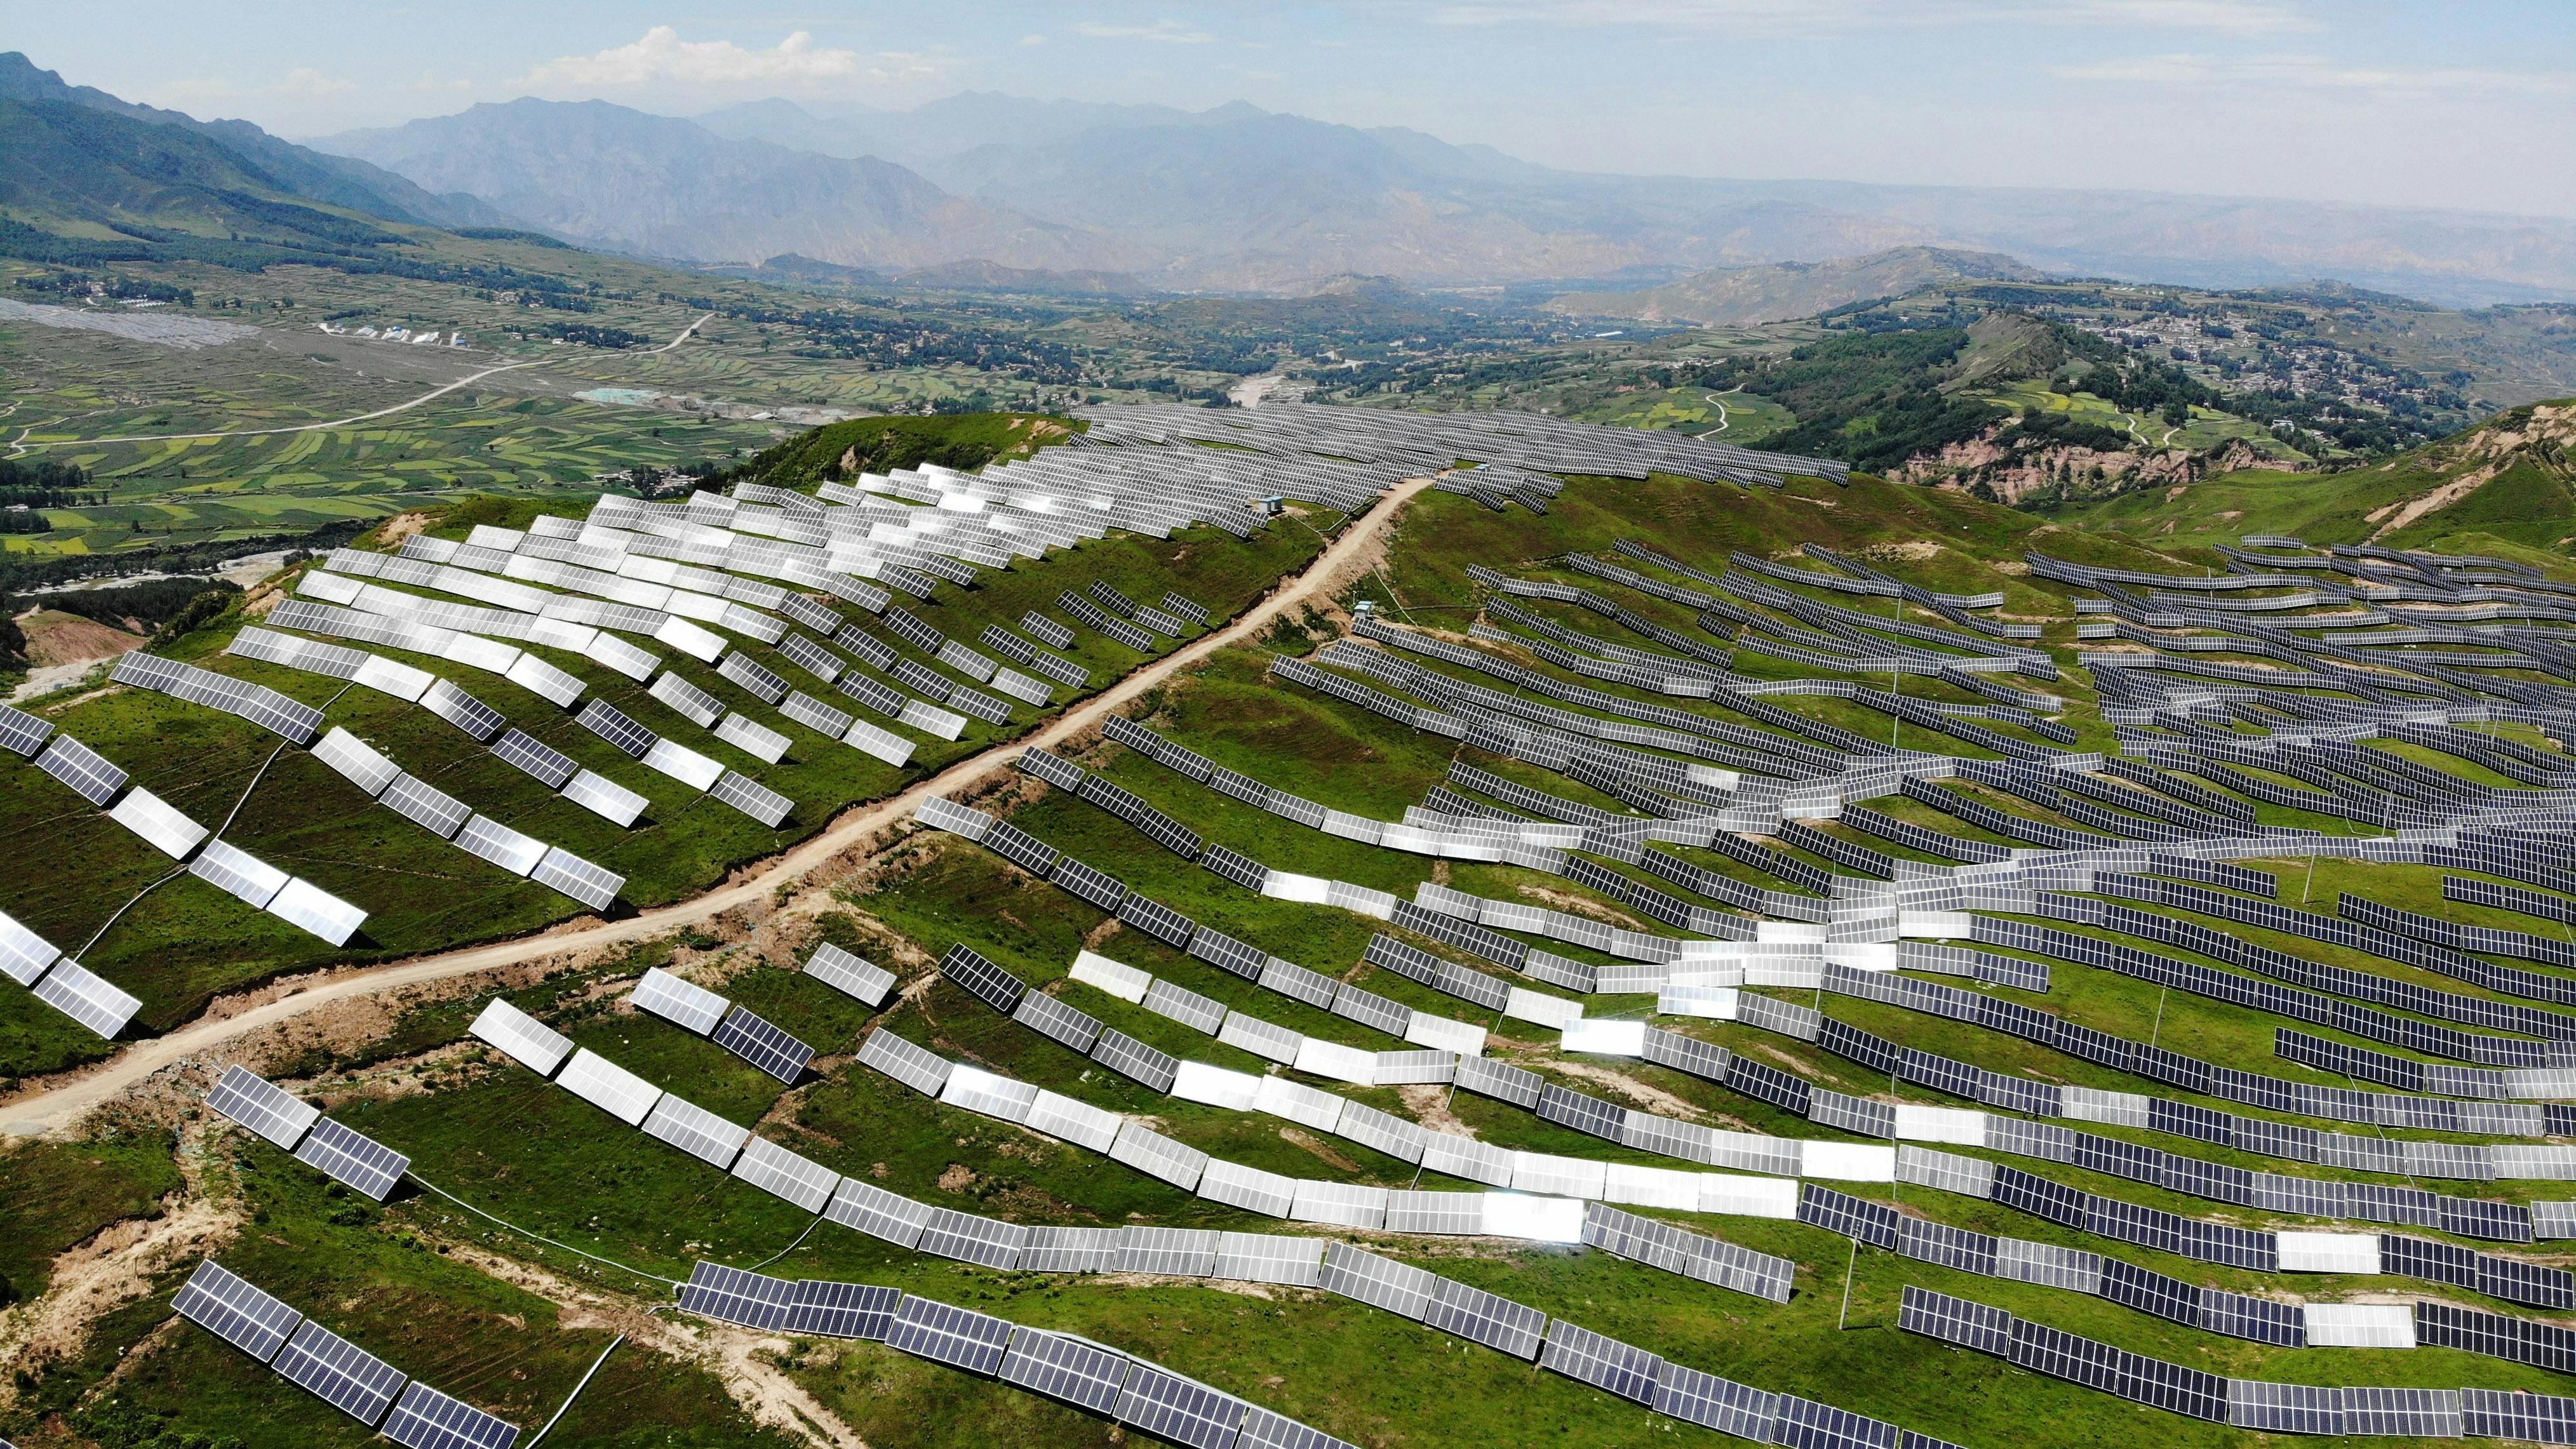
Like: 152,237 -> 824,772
0,477 -> 1433,1138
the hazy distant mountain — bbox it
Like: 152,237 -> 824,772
0,51 -> 516,231
1547,246 -> 2048,326
313,99 -> 1128,272
695,93 -> 1214,171
313,88 -> 2576,305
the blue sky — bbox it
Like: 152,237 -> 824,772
19,1 -> 2576,217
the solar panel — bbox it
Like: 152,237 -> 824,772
1091,1030 -> 1180,1092
1236,1406 -> 1362,1449
717,651 -> 791,704
420,680 -> 507,742
576,700 -> 656,758
454,815 -> 546,876
633,967 -> 727,1034
1049,855 -> 1129,910
647,671 -> 725,728
883,1295 -> 1014,1376
855,1029 -> 951,1096
380,1380 -> 518,1449
312,728 -> 401,797
1115,1365 -> 1247,1449
1108,1121 -> 1206,1189
824,1179 -> 934,1248
1120,1226 -> 1221,1277
555,1048 -> 663,1126
469,998 -> 572,1076
0,909 -> 60,986
0,701 -> 55,758
1899,1287 -> 2015,1356
1423,1276 -> 1548,1359
32,958 -> 142,1038
1013,990 -> 1105,1052
1021,1224 -> 1123,1274
641,1093 -> 750,1168
1651,1363 -> 1778,1438
1539,1321 -> 1663,1404
803,943 -> 895,1005
1771,1395 -> 1901,1449
380,773 -> 471,839
713,1005 -> 813,1083
1216,1232 -> 1328,1287
937,944 -> 1026,1015
786,1279 -> 899,1340
293,1118 -> 410,1201
531,848 -> 624,911
171,1259 -> 304,1363
723,1134 -> 838,1213
1000,1330 -> 1133,1413
1318,1240 -> 1442,1318
190,839 -> 288,909
35,733 -> 127,805
272,1319 -> 408,1426
679,1262 -> 797,1332
710,770 -> 793,827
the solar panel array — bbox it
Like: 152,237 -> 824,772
171,1260 -> 515,1441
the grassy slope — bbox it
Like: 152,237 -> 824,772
2056,397 -> 2576,554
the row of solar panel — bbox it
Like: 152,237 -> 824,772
169,1259 -> 516,1446
1902,1285 -> 2576,1439
627,967 -> 817,1083
303,725 -> 624,911
676,1264 -> 1350,1449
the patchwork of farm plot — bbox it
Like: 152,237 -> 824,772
24,399 -> 2576,1448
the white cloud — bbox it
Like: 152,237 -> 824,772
281,67 -> 356,98
1073,20 -> 1218,44
2056,51 -> 2573,98
1428,0 -> 2311,36
523,27 -> 934,92
1019,33 -> 1050,46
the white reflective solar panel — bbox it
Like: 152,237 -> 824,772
940,1064 -> 1040,1123
354,655 -> 434,702
556,1048 -> 662,1125
1023,1090 -> 1123,1152
31,959 -> 140,1038
273,1319 -> 408,1426
107,787 -> 207,854
311,728 -> 401,798
469,998 -> 573,1076
0,909 -> 60,987
633,967 -> 727,1034
265,878 -> 366,946
454,815 -> 546,876
641,1093 -> 750,1169
803,943 -> 895,1005
711,712 -> 791,765
380,1380 -> 518,1449
380,774 -> 471,840
189,839 -> 289,909
171,1259 -> 303,1364
560,770 -> 647,827
731,1134 -> 841,1212
710,771 -> 793,827
530,848 -> 623,911
644,738 -> 725,792
1215,1232 -> 1327,1287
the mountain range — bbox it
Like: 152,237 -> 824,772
311,95 -> 2576,306
4,50 -> 2573,309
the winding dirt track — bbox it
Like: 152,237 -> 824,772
0,479 -> 1433,1138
